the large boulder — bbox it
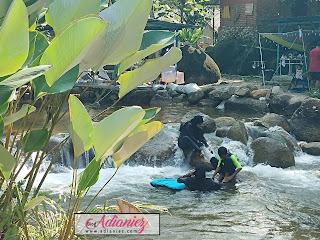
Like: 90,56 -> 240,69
130,124 -> 179,165
290,98 -> 320,142
228,121 -> 248,145
208,86 -> 235,101
255,113 -> 290,132
246,126 -> 301,152
189,153 -> 214,171
271,130 -> 301,152
181,110 -> 216,133
200,84 -> 216,96
251,137 -> 295,168
225,95 -> 269,113
269,93 -> 309,117
235,83 -> 258,97
187,89 -> 204,104
177,45 -> 221,85
300,142 -> 320,156
214,117 -> 237,127
121,89 -> 155,106
216,128 -> 229,138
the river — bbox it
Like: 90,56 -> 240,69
23,106 -> 320,239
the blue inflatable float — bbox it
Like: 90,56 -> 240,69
150,178 -> 186,190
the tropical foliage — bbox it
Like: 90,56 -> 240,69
152,0 -> 216,26
179,27 -> 205,44
0,0 -> 181,238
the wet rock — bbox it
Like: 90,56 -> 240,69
255,113 -> 290,132
250,89 -> 269,99
156,89 -> 169,97
187,89 -> 204,104
228,121 -> 248,145
122,89 -> 155,106
168,90 -> 180,98
200,84 -> 216,96
198,99 -> 220,107
173,94 -> 187,103
204,135 -> 224,147
216,128 -> 229,138
189,153 -> 214,171
181,110 -> 216,133
300,142 -> 320,156
271,86 -> 283,95
225,95 -> 269,113
247,126 -> 301,152
177,45 -> 221,85
246,125 -> 265,140
272,130 -> 301,152
47,134 -> 95,168
208,86 -> 235,101
290,98 -> 320,142
235,83 -> 258,97
251,137 -> 295,168
269,93 -> 309,117
130,124 -> 179,165
214,117 -> 237,127
150,94 -> 172,107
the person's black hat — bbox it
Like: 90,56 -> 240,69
191,115 -> 203,125
194,164 -> 206,179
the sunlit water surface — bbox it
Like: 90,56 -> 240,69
21,106 -> 320,239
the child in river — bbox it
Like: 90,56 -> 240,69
211,147 -> 242,183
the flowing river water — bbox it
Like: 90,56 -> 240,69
22,106 -> 320,239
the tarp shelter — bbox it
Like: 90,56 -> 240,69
260,30 -> 320,52
257,30 -> 320,88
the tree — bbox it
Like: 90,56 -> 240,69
153,0 -> 216,26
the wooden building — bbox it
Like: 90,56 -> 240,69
220,0 -> 320,31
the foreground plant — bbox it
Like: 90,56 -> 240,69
0,0 -> 181,238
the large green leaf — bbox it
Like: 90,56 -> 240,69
76,157 -> 101,195
0,144 -> 16,181
40,16 -> 108,86
32,64 -> 79,99
3,104 -> 36,126
112,121 -> 163,168
118,47 -> 182,98
0,0 -> 29,77
90,106 -> 145,160
117,31 -> 177,74
68,95 -> 93,159
79,0 -> 152,72
0,117 -> 3,136
0,1 -> 11,26
26,0 -> 48,26
0,65 -> 52,106
24,195 -> 47,211
0,102 -> 9,116
46,0 -> 100,36
139,107 -> 161,126
21,128 -> 49,152
30,31 -> 49,66
21,31 -> 37,68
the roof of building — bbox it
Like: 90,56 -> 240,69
145,19 -> 198,31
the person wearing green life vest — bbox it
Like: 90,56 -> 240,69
211,146 -> 242,183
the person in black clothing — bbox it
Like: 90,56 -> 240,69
178,115 -> 208,156
177,164 -> 221,191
